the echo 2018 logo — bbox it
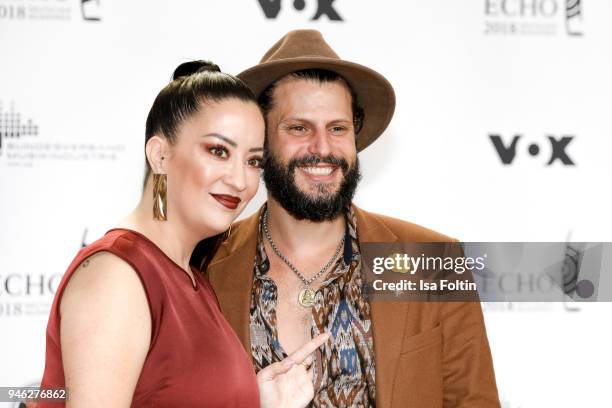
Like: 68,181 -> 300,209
484,0 -> 583,36
258,0 -> 343,21
0,0 -> 101,22
489,134 -> 575,165
81,0 -> 102,22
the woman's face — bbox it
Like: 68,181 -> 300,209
163,98 -> 265,236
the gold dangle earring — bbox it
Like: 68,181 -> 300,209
222,224 -> 232,243
153,156 -> 167,221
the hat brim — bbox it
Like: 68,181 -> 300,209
238,57 -> 395,152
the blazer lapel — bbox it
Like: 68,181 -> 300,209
354,206 -> 407,408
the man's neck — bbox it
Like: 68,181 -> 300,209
266,198 -> 346,255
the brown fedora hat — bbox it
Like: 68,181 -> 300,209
238,29 -> 395,151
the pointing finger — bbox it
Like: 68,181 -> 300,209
287,332 -> 330,365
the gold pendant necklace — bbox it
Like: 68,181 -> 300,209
298,287 -> 316,307
263,209 -> 344,308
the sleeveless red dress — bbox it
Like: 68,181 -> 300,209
39,229 -> 259,407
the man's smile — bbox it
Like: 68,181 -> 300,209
298,165 -> 339,181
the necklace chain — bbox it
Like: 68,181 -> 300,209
262,209 -> 345,287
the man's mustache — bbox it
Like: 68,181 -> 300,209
286,154 -> 350,173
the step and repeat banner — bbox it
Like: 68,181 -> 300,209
1,1 -> 611,407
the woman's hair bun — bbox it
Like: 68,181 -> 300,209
172,60 -> 221,80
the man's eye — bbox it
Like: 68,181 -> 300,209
208,145 -> 229,158
290,125 -> 306,132
331,126 -> 346,132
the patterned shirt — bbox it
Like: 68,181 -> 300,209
250,205 -> 376,407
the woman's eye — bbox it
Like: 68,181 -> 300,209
248,157 -> 263,168
208,145 -> 229,158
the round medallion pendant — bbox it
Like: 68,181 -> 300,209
298,287 -> 315,307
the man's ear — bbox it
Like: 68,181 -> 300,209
145,135 -> 169,174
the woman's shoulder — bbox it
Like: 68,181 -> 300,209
57,228 -> 171,324
67,250 -> 139,287
60,249 -> 148,315
74,228 -> 152,273
83,228 -> 147,254
58,250 -> 152,407
59,229 -> 154,316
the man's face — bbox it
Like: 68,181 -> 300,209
263,77 -> 361,222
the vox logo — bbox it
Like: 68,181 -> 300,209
489,134 -> 576,166
257,0 -> 343,21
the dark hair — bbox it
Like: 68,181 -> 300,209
144,60 -> 258,273
258,68 -> 365,135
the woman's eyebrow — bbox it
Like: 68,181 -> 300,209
202,133 -> 237,147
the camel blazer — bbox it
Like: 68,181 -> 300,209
207,205 -> 500,408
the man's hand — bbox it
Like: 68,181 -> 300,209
257,332 -> 330,408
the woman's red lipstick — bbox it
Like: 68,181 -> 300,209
210,194 -> 241,210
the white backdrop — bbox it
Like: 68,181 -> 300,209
1,1 -> 611,407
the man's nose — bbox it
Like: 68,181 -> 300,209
307,128 -> 331,157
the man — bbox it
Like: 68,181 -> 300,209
207,30 -> 500,408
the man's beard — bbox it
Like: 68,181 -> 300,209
263,152 -> 361,222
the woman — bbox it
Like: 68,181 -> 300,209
38,61 -> 327,407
